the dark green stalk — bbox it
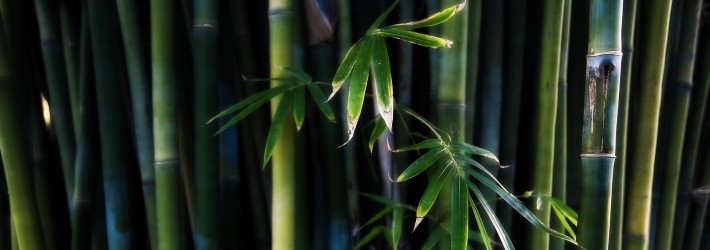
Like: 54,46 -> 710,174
58,0 -> 80,136
682,109 -> 710,250
87,0 -> 138,247
151,0 -> 184,248
192,0 -> 220,248
655,1 -> 702,249
497,0 -> 525,233
609,0 -> 636,249
622,0 -> 673,248
464,0 -> 481,144
35,0 -> 77,206
0,15 -> 46,250
530,1 -> 565,249
428,0 -> 441,116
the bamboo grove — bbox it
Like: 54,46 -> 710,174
0,0 -> 709,249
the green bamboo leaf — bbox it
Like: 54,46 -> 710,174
414,163 -> 452,231
421,226 -> 445,250
375,28 -> 452,48
385,2 -> 466,30
370,36 -> 394,131
355,225 -> 385,249
293,86 -> 305,130
329,40 -> 363,100
209,84 -> 293,124
451,177 -> 469,250
548,196 -> 578,225
365,0 -> 401,35
468,182 -> 514,250
551,200 -> 577,240
396,147 -> 446,182
450,141 -> 501,165
280,65 -> 312,83
391,206 -> 403,249
262,92 -> 294,166
468,169 -> 579,246
369,117 -> 388,152
306,84 -> 335,121
362,192 -> 398,207
457,156 -> 505,188
393,139 -> 442,152
215,93 -> 282,135
361,205 -> 394,229
469,198 -> 492,250
344,37 -> 372,143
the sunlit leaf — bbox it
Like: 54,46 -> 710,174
369,117 -> 388,152
281,65 -> 312,83
414,163 -> 452,231
294,86 -> 305,130
385,2 -> 466,30
551,200 -> 577,240
457,156 -> 505,187
355,225 -> 385,249
451,177 -> 469,250
209,84 -> 293,124
375,28 -> 453,48
393,139 -> 442,152
468,182 -> 515,250
329,40 -> 363,100
306,84 -> 335,121
370,36 -> 394,131
396,147 -> 446,182
469,198 -> 492,250
548,196 -> 578,225
344,37 -> 373,143
450,141 -> 501,165
262,92 -> 294,166
392,206 -> 403,249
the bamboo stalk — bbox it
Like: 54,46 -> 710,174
622,0 -> 673,248
464,0 -> 481,145
58,0 -> 81,133
530,1 -> 565,248
151,0 -> 185,248
683,118 -> 710,250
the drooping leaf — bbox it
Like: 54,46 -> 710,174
365,0 -> 401,35
393,139 -> 442,152
344,37 -> 373,143
421,226 -> 445,250
391,206 -> 403,249
396,147 -> 446,182
414,163 -> 452,231
469,197 -> 492,250
375,28 -> 453,48
370,36 -> 395,131
281,65 -> 312,83
354,225 -> 385,249
450,177 -> 469,250
451,141 -> 501,165
262,92 -> 294,166
548,196 -> 578,225
293,86 -> 305,130
369,117 -> 388,152
457,155 -> 505,187
469,182 -> 515,250
329,40 -> 363,100
361,205 -> 394,229
385,2 -> 466,30
306,84 -> 335,121
550,199 -> 577,240
209,84 -> 293,124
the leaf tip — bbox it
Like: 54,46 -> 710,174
413,217 -> 424,232
327,86 -> 341,101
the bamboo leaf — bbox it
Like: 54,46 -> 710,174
355,225 -> 385,249
469,198 -> 492,250
396,147 -> 446,182
293,86 -> 305,130
393,139 -> 442,152
366,0 -> 401,35
551,200 -> 577,240
370,36 -> 394,131
329,40 -> 363,100
421,226 -> 445,250
215,91 -> 286,135
414,163 -> 452,231
209,84 -> 293,124
385,2 -> 466,30
468,182 -> 514,250
362,192 -> 398,206
548,196 -> 578,225
451,177 -> 469,250
369,117 -> 388,152
262,92 -> 294,166
344,37 -> 372,143
281,65 -> 312,83
361,205 -> 395,229
392,206 -> 403,249
306,84 -> 335,121
375,28 -> 452,48
457,156 -> 505,188
450,141 -> 501,165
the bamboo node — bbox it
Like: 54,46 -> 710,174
586,51 -> 623,57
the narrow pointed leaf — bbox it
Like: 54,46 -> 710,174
281,65 -> 312,83
293,86 -> 305,130
362,192 -> 398,206
263,92 -> 294,166
457,156 -> 505,187
215,91 -> 285,135
469,182 -> 515,250
344,37 -> 372,143
370,36 -> 394,131
414,163 -> 452,231
385,2 -> 466,30
469,197 -> 493,250
392,206 -> 403,249
421,226 -> 445,250
361,205 -> 394,229
306,84 -> 335,121
329,40 -> 363,100
396,147 -> 446,182
354,226 -> 385,249
375,28 -> 452,48
369,117 -> 388,152
366,0 -> 401,35
548,196 -> 578,225
209,84 -> 292,123
451,177 -> 469,250
393,139 -> 442,152
551,201 -> 577,240
451,141 -> 500,165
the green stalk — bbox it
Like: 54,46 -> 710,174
655,1 -> 702,249
497,0 -> 525,233
683,118 -> 710,250
609,0 -> 636,248
577,2 -> 623,249
115,0 -> 157,248
464,0 -> 481,144
530,1 -> 565,249
87,0 -> 138,247
269,0 -> 306,249
622,0 -> 673,248
59,0 -> 80,133
192,0 -> 220,248
0,15 -> 46,250
152,0 -> 184,248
